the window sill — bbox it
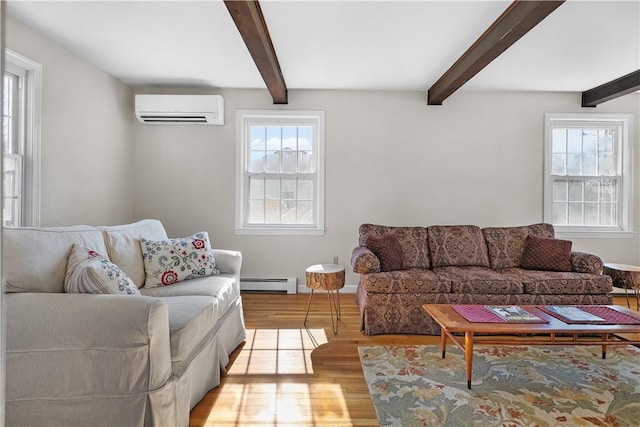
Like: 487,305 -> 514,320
554,228 -> 634,239
235,226 -> 326,236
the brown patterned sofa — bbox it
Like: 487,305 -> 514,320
351,223 -> 612,335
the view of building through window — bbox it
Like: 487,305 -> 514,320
247,125 -> 314,225
550,127 -> 618,227
545,112 -> 632,234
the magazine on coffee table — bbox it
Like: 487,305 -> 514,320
545,306 -> 606,322
485,306 -> 542,322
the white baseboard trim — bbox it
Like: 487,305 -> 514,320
297,284 -> 357,294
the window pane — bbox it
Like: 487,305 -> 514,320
296,201 -> 313,224
248,200 -> 265,223
281,179 -> 296,200
249,151 -> 266,173
567,154 -> 581,175
249,176 -> 264,199
600,179 -> 616,202
552,128 -> 566,153
552,202 -> 567,225
582,153 -> 596,175
265,199 -> 281,223
584,203 -> 599,226
568,180 -> 583,202
551,154 -> 566,175
265,178 -> 280,200
266,151 -> 280,173
281,149 -> 297,173
266,127 -> 281,150
567,129 -> 582,153
584,180 -> 599,202
298,126 -> 313,151
598,154 -> 614,176
582,129 -> 597,154
568,202 -> 583,225
250,126 -> 266,150
598,129 -> 614,153
298,179 -> 313,200
282,127 -> 297,150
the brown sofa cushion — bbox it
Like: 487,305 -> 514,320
482,223 -> 555,269
521,235 -> 572,272
427,225 -> 490,268
359,224 -> 430,269
366,235 -> 405,272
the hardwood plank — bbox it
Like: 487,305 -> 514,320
190,293 -> 635,426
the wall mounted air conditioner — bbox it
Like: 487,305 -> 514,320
135,94 -> 224,125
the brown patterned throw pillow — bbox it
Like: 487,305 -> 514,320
520,235 -> 572,272
365,235 -> 405,272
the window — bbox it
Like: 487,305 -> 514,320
2,49 -> 41,227
236,110 -> 325,235
544,113 -> 633,237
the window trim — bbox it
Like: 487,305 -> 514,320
235,109 -> 325,236
4,49 -> 41,227
543,112 -> 634,239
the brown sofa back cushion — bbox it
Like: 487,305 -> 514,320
520,235 -> 573,272
482,223 -> 555,269
359,224 -> 430,269
427,225 -> 490,268
365,235 -> 405,272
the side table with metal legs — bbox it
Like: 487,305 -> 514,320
604,263 -> 640,311
303,264 -> 345,334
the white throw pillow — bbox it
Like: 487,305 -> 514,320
140,231 -> 219,288
64,244 -> 141,295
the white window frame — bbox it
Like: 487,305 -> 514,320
235,110 -> 325,235
3,49 -> 41,227
543,112 -> 634,238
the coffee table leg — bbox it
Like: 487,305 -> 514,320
465,332 -> 473,389
602,333 -> 607,359
441,329 -> 447,358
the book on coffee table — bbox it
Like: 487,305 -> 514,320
545,306 -> 606,322
485,305 -> 541,322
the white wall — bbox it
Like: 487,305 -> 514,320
6,17 -> 134,226
132,88 -> 640,290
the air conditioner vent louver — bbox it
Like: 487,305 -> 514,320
135,94 -> 224,125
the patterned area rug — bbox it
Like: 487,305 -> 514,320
358,344 -> 640,426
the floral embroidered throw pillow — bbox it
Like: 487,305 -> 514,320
64,244 -> 141,295
140,232 -> 219,288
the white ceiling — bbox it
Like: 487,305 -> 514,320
6,0 -> 640,94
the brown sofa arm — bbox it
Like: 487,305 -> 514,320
351,246 -> 381,274
571,251 -> 604,275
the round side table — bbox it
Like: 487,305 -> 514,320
304,264 -> 345,334
603,263 -> 640,311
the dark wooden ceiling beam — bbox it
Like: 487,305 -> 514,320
427,0 -> 565,105
224,0 -> 288,104
582,70 -> 640,107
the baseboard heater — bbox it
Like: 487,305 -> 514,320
240,277 -> 297,294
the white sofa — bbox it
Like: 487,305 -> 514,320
3,219 -> 246,426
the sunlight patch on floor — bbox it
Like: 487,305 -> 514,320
228,328 -> 328,375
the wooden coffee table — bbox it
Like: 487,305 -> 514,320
423,304 -> 640,389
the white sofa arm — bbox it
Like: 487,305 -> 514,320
5,293 -> 173,401
212,249 -> 242,276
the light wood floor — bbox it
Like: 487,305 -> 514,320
190,293 -> 639,426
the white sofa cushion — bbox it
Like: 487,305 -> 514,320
4,225 -> 108,293
142,274 -> 239,320
64,244 -> 141,295
156,296 -> 219,374
101,219 -> 168,288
